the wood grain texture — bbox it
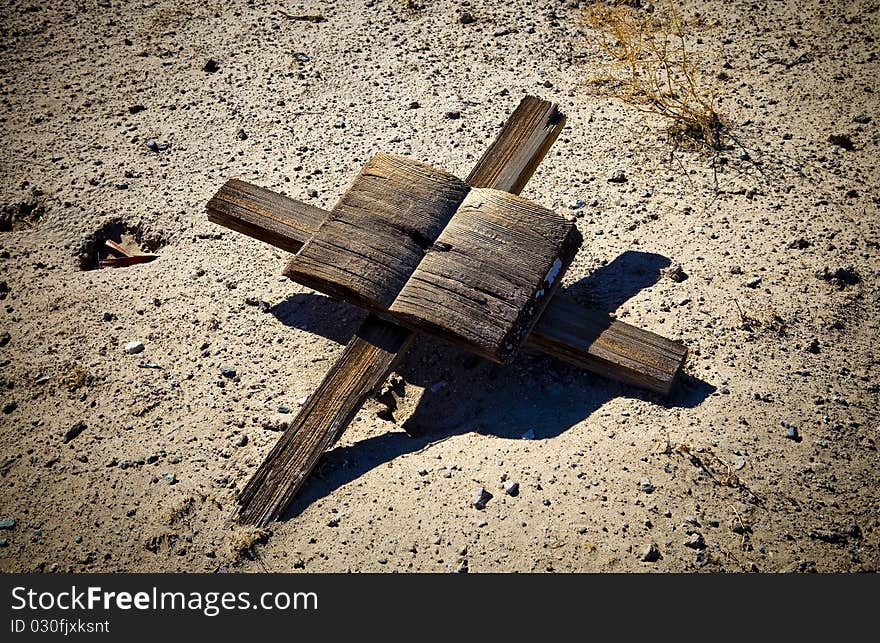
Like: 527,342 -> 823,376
237,314 -> 414,527
207,189 -> 685,393
525,296 -> 687,395
233,96 -> 571,526
465,95 -> 566,193
391,188 -> 581,363
206,179 -> 325,254
285,154 -> 470,310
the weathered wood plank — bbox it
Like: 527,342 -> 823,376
233,96 -> 569,526
391,188 -> 581,363
527,296 -> 687,395
206,179 -> 325,254
236,314 -> 413,527
207,188 -> 686,393
286,154 -> 470,310
466,95 -> 566,193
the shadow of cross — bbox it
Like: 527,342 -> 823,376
207,96 -> 689,527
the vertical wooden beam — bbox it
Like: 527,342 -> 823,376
236,96 -> 566,526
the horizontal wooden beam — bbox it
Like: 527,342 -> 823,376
207,184 -> 686,394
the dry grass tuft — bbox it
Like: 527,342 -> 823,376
583,1 -> 724,150
57,364 -> 89,391
226,528 -> 270,562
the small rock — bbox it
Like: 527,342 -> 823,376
493,27 -> 511,37
0,517 -> 15,529
327,517 -> 339,528
236,128 -> 248,141
472,487 -> 492,509
569,199 -> 585,210
203,59 -> 219,73
124,341 -> 145,355
333,119 -> 345,129
307,188 -> 318,198
503,481 -> 519,496
521,428 -> 535,440
828,133 -> 854,151
729,265 -> 743,275
145,139 -> 160,153
102,311 -> 115,322
408,100 -> 421,109
640,543 -> 661,562
525,25 -> 535,34
162,473 -> 177,485
684,533 -> 706,549
296,396 -> 308,406
128,105 -> 146,114
458,11 -> 475,24
445,110 -> 461,120
785,426 -> 800,441
0,331 -> 10,347
294,52 -> 310,62
608,169 -> 627,183
662,263 -> 687,282
219,365 -> 236,379
2,401 -> 17,415
234,434 -> 248,447
639,478 -> 655,494
277,405 -> 291,414
62,421 -> 87,444
806,338 -> 820,354
746,277 -> 762,288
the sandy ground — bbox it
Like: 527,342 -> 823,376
0,0 -> 877,573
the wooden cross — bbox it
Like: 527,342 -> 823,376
207,96 -> 688,527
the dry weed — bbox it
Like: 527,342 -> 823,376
583,1 -> 724,150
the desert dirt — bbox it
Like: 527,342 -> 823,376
0,0 -> 877,573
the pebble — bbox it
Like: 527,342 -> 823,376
569,199 -> 585,210
162,473 -> 178,485
746,277 -> 762,288
662,263 -> 686,282
145,139 -> 160,153
785,426 -> 800,441
472,487 -> 492,510
0,517 -> 15,529
234,435 -> 248,447
294,52 -> 310,62
806,338 -> 820,354
203,59 -> 219,73
128,105 -> 146,114
124,341 -> 144,355
445,110 -> 461,120
493,27 -> 511,37
608,169 -> 627,183
236,129 -> 248,141
277,405 -> 291,414
0,539 -> 8,547
503,481 -> 519,496
458,11 -> 475,25
684,533 -> 706,549
639,478 -> 655,494
521,428 -> 535,440
62,421 -> 87,444
307,189 -> 318,198
219,365 -> 236,379
640,543 -> 661,562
